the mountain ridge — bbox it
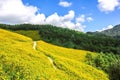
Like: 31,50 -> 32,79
95,24 -> 120,39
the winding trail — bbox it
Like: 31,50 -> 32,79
47,57 -> 57,70
33,41 -> 57,70
33,41 -> 37,50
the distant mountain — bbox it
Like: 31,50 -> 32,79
98,24 -> 120,39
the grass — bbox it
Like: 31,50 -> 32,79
14,30 -> 40,41
0,29 -> 109,80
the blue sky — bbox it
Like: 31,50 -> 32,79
0,0 -> 120,32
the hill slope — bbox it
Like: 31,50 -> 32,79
0,24 -> 120,54
101,24 -> 120,38
14,30 -> 40,41
93,24 -> 120,39
0,29 -> 109,80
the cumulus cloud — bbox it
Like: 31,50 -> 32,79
45,10 -> 85,31
97,25 -> 114,32
29,14 -> 46,24
59,1 -> 72,7
0,0 -> 93,32
46,13 -> 62,26
44,10 -> 92,32
75,15 -> 86,31
98,0 -> 120,13
0,0 -> 38,24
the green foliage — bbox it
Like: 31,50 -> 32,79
0,24 -> 40,30
85,53 -> 96,66
85,53 -> 120,80
108,60 -> 120,80
15,30 -> 40,41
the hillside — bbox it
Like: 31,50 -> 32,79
14,30 -> 40,41
0,29 -> 109,80
101,24 -> 120,38
0,24 -> 120,54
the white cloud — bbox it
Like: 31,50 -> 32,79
62,10 -> 74,21
59,1 -> 72,7
98,0 -> 120,13
46,13 -> 62,26
76,15 -> 85,23
74,23 -> 86,32
45,10 -> 76,30
0,0 -> 92,32
75,15 -> 87,31
76,15 -> 94,23
0,0 -> 38,24
29,14 -> 46,24
87,17 -> 93,22
97,25 -> 114,32
40,10 -> 86,31
46,10 -> 75,26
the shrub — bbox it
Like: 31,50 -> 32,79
85,53 -> 120,80
108,60 -> 120,80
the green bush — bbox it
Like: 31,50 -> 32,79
85,53 -> 120,80
108,60 -> 120,80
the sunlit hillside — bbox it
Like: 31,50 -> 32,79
0,29 -> 109,80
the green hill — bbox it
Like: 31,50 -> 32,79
0,29 -> 109,80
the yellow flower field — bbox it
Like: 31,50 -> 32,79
0,29 -> 109,80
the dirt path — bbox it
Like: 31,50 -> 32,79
33,41 -> 57,69
33,41 -> 37,50
47,57 -> 57,70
